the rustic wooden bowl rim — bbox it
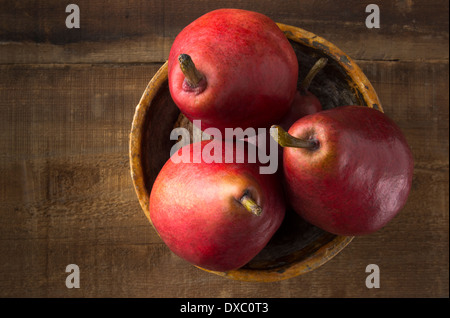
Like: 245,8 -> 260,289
129,23 -> 382,282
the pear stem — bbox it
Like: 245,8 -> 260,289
270,125 -> 318,149
239,193 -> 262,216
301,57 -> 328,91
178,54 -> 204,88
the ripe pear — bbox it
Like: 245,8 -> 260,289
149,140 -> 286,272
168,8 -> 298,133
271,105 -> 414,236
278,57 -> 328,130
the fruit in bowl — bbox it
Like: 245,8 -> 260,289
149,140 -> 286,272
168,8 -> 298,134
130,9 -> 408,281
271,105 -> 414,236
278,57 -> 328,130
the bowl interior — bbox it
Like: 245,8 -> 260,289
131,25 -> 381,281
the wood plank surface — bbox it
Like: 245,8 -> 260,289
0,0 -> 448,64
0,0 -> 448,298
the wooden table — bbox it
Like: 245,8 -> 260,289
0,0 -> 448,298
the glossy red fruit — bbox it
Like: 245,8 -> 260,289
149,140 -> 286,272
168,8 -> 298,133
271,106 -> 414,236
278,90 -> 323,130
278,57 -> 328,130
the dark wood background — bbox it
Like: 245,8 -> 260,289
0,0 -> 448,298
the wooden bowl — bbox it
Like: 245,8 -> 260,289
129,24 -> 382,282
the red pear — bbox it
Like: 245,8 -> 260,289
168,8 -> 298,133
278,57 -> 328,130
271,106 -> 414,236
149,140 -> 286,272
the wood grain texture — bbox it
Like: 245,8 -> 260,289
0,0 -> 448,298
0,0 -> 448,63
